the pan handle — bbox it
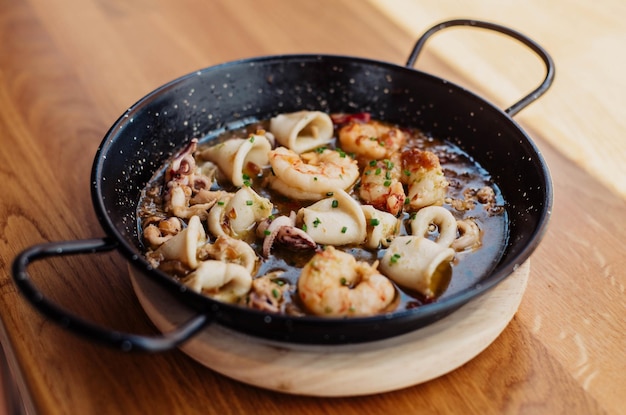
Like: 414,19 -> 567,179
11,238 -> 212,352
406,19 -> 555,116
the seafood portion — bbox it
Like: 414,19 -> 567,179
401,148 -> 449,210
361,205 -> 400,249
338,120 -> 405,160
452,219 -> 482,252
358,154 -> 406,216
298,246 -> 396,317
138,111 -> 505,317
184,260 -> 253,303
410,206 -> 458,247
257,213 -> 316,257
270,111 -> 334,153
381,206 -> 458,298
162,139 -> 221,220
149,215 -> 206,269
296,189 -> 367,246
380,235 -> 455,298
197,133 -> 272,187
199,235 -> 259,274
240,271 -> 292,313
142,217 -> 182,250
207,187 -> 273,239
268,146 -> 360,200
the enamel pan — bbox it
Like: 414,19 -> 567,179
12,20 -> 554,351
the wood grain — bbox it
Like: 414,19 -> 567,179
370,0 -> 626,199
0,0 -> 624,414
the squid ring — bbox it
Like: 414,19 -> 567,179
410,205 -> 457,247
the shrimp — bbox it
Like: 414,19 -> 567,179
338,120 -> 406,161
358,154 -> 406,216
297,246 -> 397,317
401,148 -> 449,210
268,146 -> 359,200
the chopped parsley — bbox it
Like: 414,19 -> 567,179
242,173 -> 251,187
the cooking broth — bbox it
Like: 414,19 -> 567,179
137,114 -> 508,316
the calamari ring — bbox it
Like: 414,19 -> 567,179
410,205 -> 457,247
183,260 -> 252,303
452,218 -> 482,252
270,111 -> 334,153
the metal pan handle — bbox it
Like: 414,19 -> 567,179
11,238 -> 212,352
406,19 -> 555,116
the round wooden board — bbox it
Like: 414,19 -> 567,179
130,261 -> 529,397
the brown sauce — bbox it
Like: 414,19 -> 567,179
137,116 -> 508,315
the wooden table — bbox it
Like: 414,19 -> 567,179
1,0 -> 624,413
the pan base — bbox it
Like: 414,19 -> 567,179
129,262 -> 529,397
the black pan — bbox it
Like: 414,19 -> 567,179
12,20 -> 555,351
